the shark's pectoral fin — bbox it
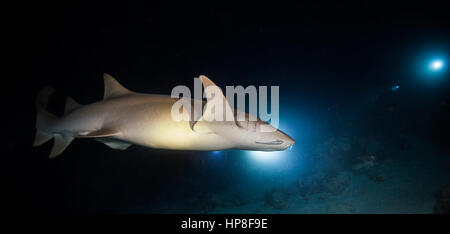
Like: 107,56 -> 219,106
190,119 -> 216,134
189,101 -> 215,134
95,138 -> 132,150
75,129 -> 121,138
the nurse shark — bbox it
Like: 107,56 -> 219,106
33,74 -> 295,158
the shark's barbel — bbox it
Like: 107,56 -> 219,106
33,74 -> 295,158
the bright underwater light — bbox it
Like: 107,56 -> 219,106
209,151 -> 223,157
414,52 -> 447,82
429,59 -> 444,71
248,150 -> 286,164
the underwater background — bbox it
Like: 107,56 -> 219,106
4,4 -> 450,214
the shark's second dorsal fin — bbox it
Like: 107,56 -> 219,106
103,73 -> 132,100
64,96 -> 82,114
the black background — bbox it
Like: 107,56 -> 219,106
3,2 -> 450,216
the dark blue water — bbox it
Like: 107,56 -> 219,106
5,5 -> 450,214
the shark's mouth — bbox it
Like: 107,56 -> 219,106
255,140 -> 284,145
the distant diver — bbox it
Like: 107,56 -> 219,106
33,74 -> 295,158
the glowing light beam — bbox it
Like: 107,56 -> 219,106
429,59 -> 444,71
248,150 -> 286,164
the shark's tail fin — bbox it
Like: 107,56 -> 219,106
33,87 -> 74,158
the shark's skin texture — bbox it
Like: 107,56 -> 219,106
33,74 -> 295,158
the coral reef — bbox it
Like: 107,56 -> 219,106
366,161 -> 394,182
186,189 -> 252,213
293,170 -> 351,199
323,171 -> 352,195
293,171 -> 327,197
230,191 -> 247,206
222,191 -> 249,207
352,155 -> 377,173
264,188 -> 289,210
327,203 -> 356,214
188,192 -> 220,213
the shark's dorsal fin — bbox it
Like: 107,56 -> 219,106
199,75 -> 234,122
75,129 -> 121,138
188,76 -> 235,134
64,96 -> 82,114
103,73 -> 132,99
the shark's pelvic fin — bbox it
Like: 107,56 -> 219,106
33,131 -> 53,147
75,129 -> 121,138
49,134 -> 74,158
103,73 -> 133,99
95,138 -> 132,150
64,96 -> 82,114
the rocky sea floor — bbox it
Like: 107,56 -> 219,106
217,158 -> 449,214
135,134 -> 450,214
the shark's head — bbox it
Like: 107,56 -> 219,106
232,113 -> 295,151
190,75 -> 295,152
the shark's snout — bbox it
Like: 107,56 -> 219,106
281,128 -> 295,148
283,136 -> 296,150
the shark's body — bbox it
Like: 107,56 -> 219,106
34,74 -> 295,158
53,93 -> 234,150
